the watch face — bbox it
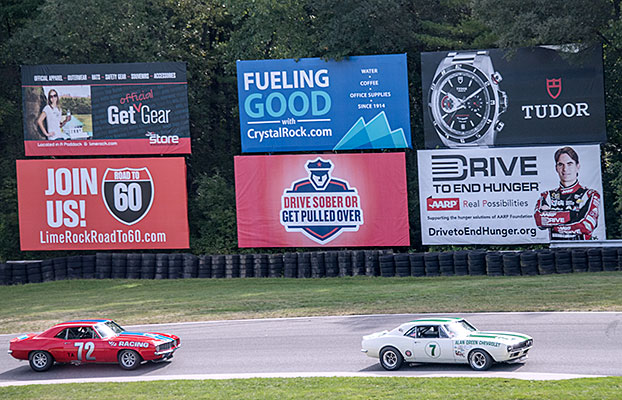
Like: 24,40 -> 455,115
429,64 -> 497,144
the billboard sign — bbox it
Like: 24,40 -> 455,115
235,153 -> 410,247
418,144 -> 605,244
421,46 -> 606,148
21,62 -> 190,156
237,54 -> 411,152
17,158 -> 190,250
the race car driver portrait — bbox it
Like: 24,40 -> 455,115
533,146 -> 601,240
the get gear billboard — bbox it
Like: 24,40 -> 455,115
17,158 -> 189,250
21,62 -> 190,156
235,153 -> 409,247
418,144 -> 605,245
421,46 -> 605,148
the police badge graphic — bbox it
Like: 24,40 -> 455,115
280,158 -> 363,244
102,167 -> 154,225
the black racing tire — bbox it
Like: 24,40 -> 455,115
468,349 -> 493,371
379,346 -> 403,371
118,349 -> 141,370
29,350 -> 54,372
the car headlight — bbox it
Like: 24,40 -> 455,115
507,345 -> 512,352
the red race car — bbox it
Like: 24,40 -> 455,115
8,319 -> 180,372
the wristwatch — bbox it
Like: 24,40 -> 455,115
428,50 -> 507,147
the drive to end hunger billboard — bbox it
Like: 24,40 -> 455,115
418,144 -> 605,245
21,62 -> 190,156
17,158 -> 189,250
235,153 -> 410,247
236,54 -> 411,152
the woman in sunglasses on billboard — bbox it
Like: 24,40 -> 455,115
37,89 -> 70,140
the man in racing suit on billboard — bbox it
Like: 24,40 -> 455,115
534,146 -> 600,240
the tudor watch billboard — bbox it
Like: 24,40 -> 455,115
421,46 -> 605,148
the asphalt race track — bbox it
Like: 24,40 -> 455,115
1,312 -> 621,386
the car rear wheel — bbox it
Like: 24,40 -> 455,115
469,349 -> 493,371
118,349 -> 141,370
379,346 -> 403,371
29,351 -> 54,372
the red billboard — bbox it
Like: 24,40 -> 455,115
17,158 -> 189,250
235,153 -> 410,247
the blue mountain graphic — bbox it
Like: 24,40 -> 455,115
333,111 -> 408,150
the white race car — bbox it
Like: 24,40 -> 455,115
361,317 -> 533,371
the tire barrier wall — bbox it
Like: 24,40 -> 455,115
1,248 -> 622,285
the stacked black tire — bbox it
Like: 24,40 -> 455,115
3,248 -> 622,285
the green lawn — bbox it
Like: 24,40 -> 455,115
1,377 -> 622,400
2,272 -> 622,334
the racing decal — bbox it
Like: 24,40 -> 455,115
425,342 -> 441,359
455,339 -> 501,348
280,158 -> 363,244
102,167 -> 154,225
74,341 -> 96,361
109,340 -> 149,348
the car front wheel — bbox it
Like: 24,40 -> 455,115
118,349 -> 141,370
29,350 -> 54,372
379,346 -> 403,371
469,349 -> 493,371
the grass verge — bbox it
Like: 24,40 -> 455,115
1,272 -> 621,334
1,377 -> 622,399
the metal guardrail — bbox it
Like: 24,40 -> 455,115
550,240 -> 622,248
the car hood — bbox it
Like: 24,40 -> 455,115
362,330 -> 390,340
466,331 -> 532,344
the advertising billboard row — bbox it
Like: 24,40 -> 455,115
421,46 -> 606,148
235,153 -> 410,247
418,144 -> 605,245
236,54 -> 411,153
22,62 -> 190,156
17,158 -> 190,250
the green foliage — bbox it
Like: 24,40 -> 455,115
58,97 -> 91,114
1,0 -> 622,259
190,172 -> 238,254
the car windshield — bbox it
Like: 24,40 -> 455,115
444,320 -> 477,337
94,321 -> 125,338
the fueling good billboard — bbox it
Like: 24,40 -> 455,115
237,54 -> 411,152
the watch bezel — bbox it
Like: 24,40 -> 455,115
429,63 -> 497,144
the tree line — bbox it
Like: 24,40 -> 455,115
1,0 -> 622,260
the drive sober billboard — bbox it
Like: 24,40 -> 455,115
235,153 -> 410,247
21,62 -> 190,156
236,54 -> 411,153
17,158 -> 190,250
418,144 -> 605,245
421,46 -> 606,148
